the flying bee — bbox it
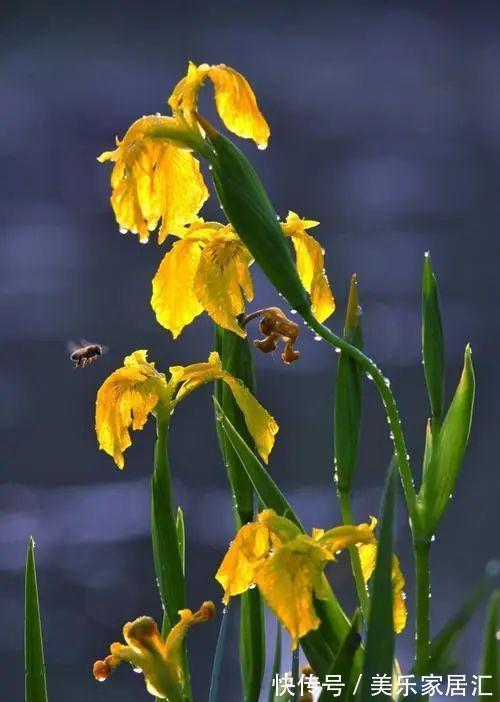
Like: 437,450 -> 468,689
68,340 -> 108,368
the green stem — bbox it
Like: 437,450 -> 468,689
339,492 -> 370,621
414,540 -> 431,683
303,313 -> 420,534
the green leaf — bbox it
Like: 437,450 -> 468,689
151,417 -> 186,628
268,623 -> 282,702
335,274 -> 363,495
214,326 -> 265,702
208,131 -> 310,316
359,467 -> 397,702
318,610 -> 362,702
25,537 -> 49,702
480,590 -> 500,698
418,345 -> 475,535
214,396 -> 302,530
215,399 -> 354,678
151,417 -> 191,702
176,506 -> 185,574
214,325 -> 256,526
209,605 -> 231,702
422,253 -> 445,424
429,577 -> 490,673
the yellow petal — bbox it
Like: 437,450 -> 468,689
318,517 -> 377,555
168,62 -> 270,148
151,238 -> 204,338
164,602 -> 215,684
391,554 -> 407,634
255,536 -> 331,648
358,543 -> 408,634
95,350 -> 168,468
194,237 -> 254,337
98,116 -> 208,243
172,352 -> 278,462
282,212 -> 335,322
215,520 -> 278,602
222,374 -> 278,463
168,61 -> 207,127
207,64 -> 270,148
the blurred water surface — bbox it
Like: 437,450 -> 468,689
1,1 -> 499,700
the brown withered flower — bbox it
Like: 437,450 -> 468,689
244,307 -> 300,364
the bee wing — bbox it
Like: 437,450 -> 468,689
67,340 -> 80,355
79,338 -> 93,347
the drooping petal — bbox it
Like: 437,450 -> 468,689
95,350 -> 168,468
358,542 -> 408,633
215,520 -> 278,602
98,116 -> 208,243
172,352 -> 278,462
207,64 -> 270,148
318,517 -> 377,555
282,211 -> 335,322
194,237 -> 254,337
168,62 -> 270,148
163,602 -> 215,684
254,536 -> 331,648
222,373 -> 278,463
151,238 -> 205,338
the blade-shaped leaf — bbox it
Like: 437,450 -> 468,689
151,417 -> 186,628
209,605 -> 232,702
480,590 -> 500,698
422,253 -> 445,424
418,345 -> 475,535
214,396 -> 302,529
268,623 -> 282,702
214,324 -> 256,526
25,537 -> 49,702
429,577 -> 490,673
214,326 -> 265,702
335,274 -> 363,495
176,506 -> 185,574
151,418 -> 191,701
359,467 -> 397,702
318,610 -> 362,702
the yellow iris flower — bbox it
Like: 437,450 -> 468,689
358,542 -> 407,634
93,601 -> 215,700
98,62 -> 268,243
96,350 -> 278,469
216,509 -> 381,648
151,213 -> 334,338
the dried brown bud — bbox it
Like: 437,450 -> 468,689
244,307 -> 300,365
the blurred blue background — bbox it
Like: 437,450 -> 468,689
1,1 -> 499,699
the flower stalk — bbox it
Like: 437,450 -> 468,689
414,539 -> 432,683
302,311 -> 420,534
